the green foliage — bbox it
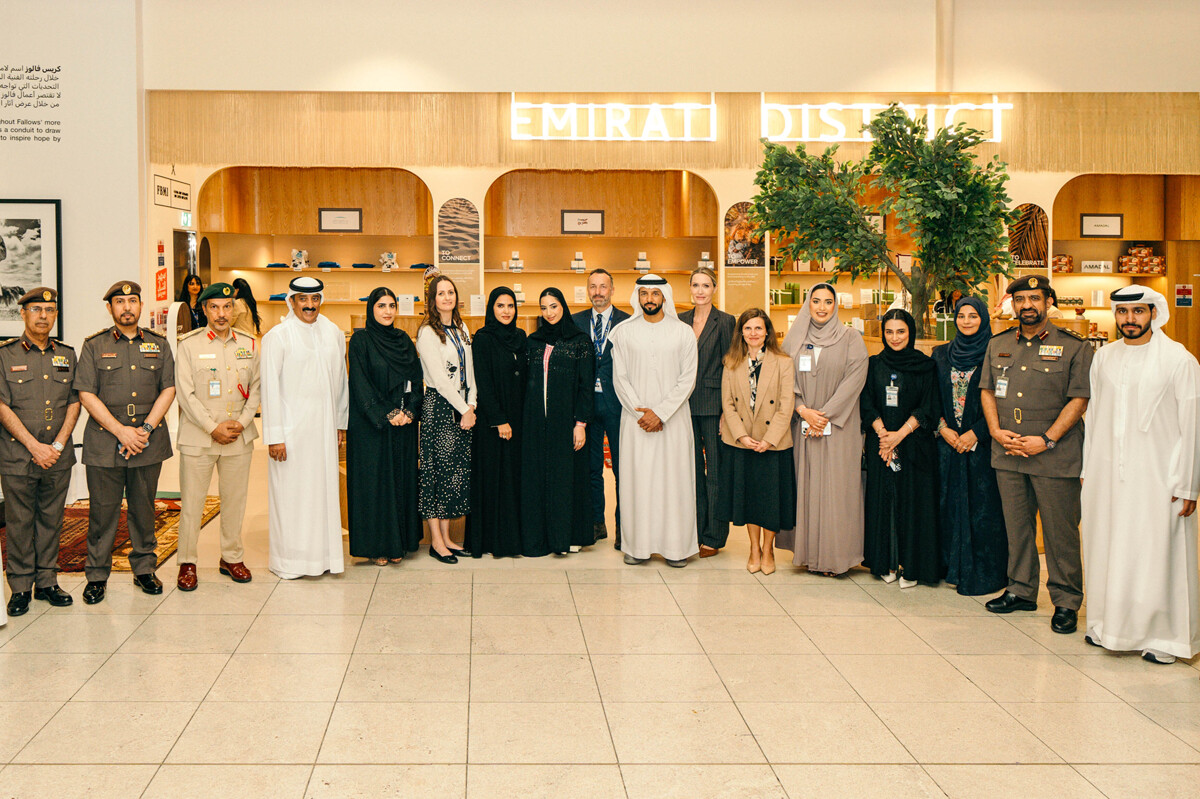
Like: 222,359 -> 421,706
750,105 -> 1018,337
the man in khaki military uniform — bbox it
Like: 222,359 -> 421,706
980,274 -> 1093,634
174,282 -> 260,591
0,288 -> 80,616
75,281 -> 176,605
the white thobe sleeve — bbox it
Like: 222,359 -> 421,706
333,329 -> 349,430
1080,351 -> 1102,481
610,327 -> 641,414
650,329 -> 698,423
261,329 -> 286,445
1168,355 -> 1200,501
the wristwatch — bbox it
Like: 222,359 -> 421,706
1041,433 -> 1057,450
140,422 -> 154,434
51,441 -> 64,453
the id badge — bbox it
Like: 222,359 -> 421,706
209,379 -> 221,398
595,377 -> 603,392
994,377 -> 1009,399
885,384 -> 899,408
797,355 -> 813,372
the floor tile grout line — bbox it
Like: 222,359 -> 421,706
465,573 -> 475,789
566,573 -> 630,799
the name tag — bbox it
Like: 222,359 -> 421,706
9,365 -> 26,372
209,379 -> 221,398
595,377 -> 603,392
885,384 -> 899,408
995,377 -> 1009,398
198,353 -> 216,360
101,352 -> 117,359
51,355 -> 69,369
139,342 -> 160,354
797,355 -> 812,372
1038,345 -> 1063,359
235,348 -> 253,359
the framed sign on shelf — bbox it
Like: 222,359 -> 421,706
561,210 -> 604,235
318,207 -> 363,233
0,199 -> 63,339
1080,213 -> 1123,238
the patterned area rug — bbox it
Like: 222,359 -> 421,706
0,495 -> 220,573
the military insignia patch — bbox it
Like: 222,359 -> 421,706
51,355 -> 69,369
139,342 -> 161,354
235,348 -> 254,359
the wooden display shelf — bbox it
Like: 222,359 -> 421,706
769,271 -> 834,277
1051,272 -> 1166,279
233,267 -> 429,274
485,268 -> 693,275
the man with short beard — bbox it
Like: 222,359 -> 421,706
261,276 -> 348,579
1081,286 -> 1200,664
608,274 -> 698,567
76,281 -> 176,604
980,275 -> 1092,634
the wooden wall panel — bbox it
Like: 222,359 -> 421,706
484,170 -> 718,238
196,167 -> 433,236
1166,176 -> 1200,241
1052,174 -> 1165,241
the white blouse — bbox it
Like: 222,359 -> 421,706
416,324 -> 477,414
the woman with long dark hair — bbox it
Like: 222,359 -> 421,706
718,309 -> 796,574
467,287 -> 527,558
347,287 -> 424,565
177,274 -> 206,330
231,277 -> 262,335
520,287 -> 594,557
861,308 -> 943,587
415,274 -> 476,564
931,297 -> 1007,595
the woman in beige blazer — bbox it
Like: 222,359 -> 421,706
718,309 -> 797,574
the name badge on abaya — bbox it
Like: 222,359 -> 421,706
885,383 -> 899,408
797,355 -> 812,372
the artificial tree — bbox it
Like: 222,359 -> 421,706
751,105 -> 1017,338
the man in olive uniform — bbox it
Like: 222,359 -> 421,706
174,282 -> 260,591
980,274 -> 1093,634
0,288 -> 80,616
75,281 -> 176,604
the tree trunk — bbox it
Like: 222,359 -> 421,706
910,268 -> 933,340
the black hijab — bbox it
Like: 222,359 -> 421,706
529,287 -> 585,344
478,286 -> 526,355
879,309 -> 935,373
946,296 -> 992,370
360,287 -> 420,394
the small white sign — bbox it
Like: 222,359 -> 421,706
575,286 -> 587,303
470,294 -> 486,316
1081,260 -> 1114,273
397,295 -> 415,316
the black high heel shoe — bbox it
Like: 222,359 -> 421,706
429,547 -> 458,564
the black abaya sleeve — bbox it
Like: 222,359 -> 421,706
860,358 -> 883,432
473,335 -> 508,429
913,369 -> 940,432
348,336 -> 394,430
572,338 -> 594,425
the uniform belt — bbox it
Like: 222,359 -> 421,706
106,403 -> 154,419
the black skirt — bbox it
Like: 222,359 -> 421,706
717,442 -> 796,532
418,390 -> 472,519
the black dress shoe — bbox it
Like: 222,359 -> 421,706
132,573 -> 164,595
82,581 -> 107,605
1051,606 -> 1078,634
985,591 -> 1038,614
428,547 -> 458,564
593,522 -> 608,541
6,591 -> 31,617
33,585 -> 73,607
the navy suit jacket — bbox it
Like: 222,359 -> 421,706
573,306 -> 630,416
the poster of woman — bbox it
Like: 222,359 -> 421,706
724,201 -> 764,267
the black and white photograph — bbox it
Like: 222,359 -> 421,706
438,197 -> 480,263
0,199 -> 62,337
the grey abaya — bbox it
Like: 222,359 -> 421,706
775,293 -> 870,574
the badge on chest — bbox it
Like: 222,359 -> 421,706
235,348 -> 253,360
885,374 -> 899,407
139,342 -> 160,358
1038,345 -> 1063,360
51,355 -> 69,371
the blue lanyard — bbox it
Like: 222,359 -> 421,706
593,312 -> 609,360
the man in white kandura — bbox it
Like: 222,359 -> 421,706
261,276 -> 349,579
1081,286 -> 1200,665
610,274 -> 699,567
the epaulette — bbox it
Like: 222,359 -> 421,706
143,328 -> 167,339
52,339 -> 74,349
0,337 -> 18,348
1060,327 -> 1087,341
178,328 -> 206,341
84,329 -> 110,342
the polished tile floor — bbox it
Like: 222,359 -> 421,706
2,447 -> 1199,798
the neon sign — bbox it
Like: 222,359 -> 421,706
761,95 -> 1014,143
511,93 -> 716,142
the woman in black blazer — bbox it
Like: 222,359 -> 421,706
678,267 -> 737,557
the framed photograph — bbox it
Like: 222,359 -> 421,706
1080,213 -> 1123,238
561,210 -> 605,235
865,213 -> 885,234
0,199 -> 63,339
318,207 -> 363,233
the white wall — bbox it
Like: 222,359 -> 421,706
1,0 -> 144,345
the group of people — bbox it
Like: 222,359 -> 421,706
1,268 -> 1196,670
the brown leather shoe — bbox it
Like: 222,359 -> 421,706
699,545 -> 719,558
219,560 -> 253,583
177,563 -> 198,592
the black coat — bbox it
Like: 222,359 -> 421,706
466,328 -> 527,557
931,344 -> 1008,595
678,307 -> 736,417
860,354 -> 944,583
346,331 -> 423,559
572,307 -> 629,416
520,334 -> 595,555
